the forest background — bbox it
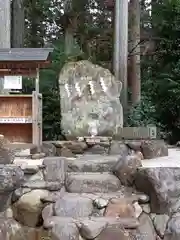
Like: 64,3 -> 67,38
7,0 -> 180,144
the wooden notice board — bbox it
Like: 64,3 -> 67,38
0,93 -> 42,145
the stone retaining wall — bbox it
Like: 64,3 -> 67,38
1,137 -> 179,240
30,138 -> 168,160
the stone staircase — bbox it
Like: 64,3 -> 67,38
41,154 -> 150,240
4,139 -> 177,239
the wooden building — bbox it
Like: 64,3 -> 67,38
0,48 -> 53,149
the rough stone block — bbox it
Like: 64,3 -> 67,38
66,172 -> 121,193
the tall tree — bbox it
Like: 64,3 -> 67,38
0,0 -> 11,48
12,0 -> 25,47
24,0 -> 49,47
0,0 -> 11,94
128,0 -> 141,105
63,0 -> 88,57
114,0 -> 128,114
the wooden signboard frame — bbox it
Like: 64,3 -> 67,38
0,92 -> 42,146
0,48 -> 53,151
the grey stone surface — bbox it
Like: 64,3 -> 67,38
85,145 -> 109,155
95,226 -> 129,240
12,188 -> 32,203
43,216 -> 139,232
130,213 -> 156,240
153,214 -> 169,238
31,142 -> 56,156
42,204 -> 54,222
164,214 -> 180,240
31,153 -> 46,159
0,165 -> 24,192
113,154 -> 142,186
135,167 -> 180,214
59,60 -> 123,138
0,218 -> 41,240
104,197 -> 136,218
109,141 -> 130,156
91,217 -> 139,239
53,140 -> 88,154
137,194 -> 150,204
24,170 -> 44,182
80,219 -> 107,239
43,216 -> 76,229
0,135 -> 15,164
141,204 -> 151,214
43,157 -> 66,183
52,220 -> 80,240
12,189 -> 49,227
54,193 -> 93,218
79,217 -> 139,229
0,194 -> 13,212
56,146 -> 75,157
23,180 -> 63,191
20,165 -> 39,175
67,156 -> 119,172
93,198 -> 109,209
91,208 -> 105,217
125,140 -> 142,152
141,140 -> 168,159
0,148 -> 15,164
42,142 -> 57,156
66,172 -> 121,193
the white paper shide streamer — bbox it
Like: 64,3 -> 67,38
100,77 -> 108,93
88,120 -> 98,137
75,82 -> 82,97
65,83 -> 70,97
88,80 -> 95,95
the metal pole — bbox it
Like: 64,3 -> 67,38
114,0 -> 128,119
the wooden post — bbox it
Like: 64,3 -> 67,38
32,68 -> 41,152
36,68 -> 40,94
114,0 -> 128,118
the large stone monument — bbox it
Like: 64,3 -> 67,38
59,60 -> 123,138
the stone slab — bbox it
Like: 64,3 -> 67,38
66,172 -> 121,193
67,156 -> 119,172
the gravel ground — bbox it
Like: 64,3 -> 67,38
141,148 -> 180,168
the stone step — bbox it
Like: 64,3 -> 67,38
43,216 -> 139,239
65,172 -> 121,193
13,158 -> 44,166
44,216 -> 139,229
67,156 -> 119,172
42,191 -> 149,206
76,154 -> 120,160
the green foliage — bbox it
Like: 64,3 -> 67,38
22,39 -> 67,140
141,0 -> 180,143
21,0 -> 180,143
126,95 -> 157,127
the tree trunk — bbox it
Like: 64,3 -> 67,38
0,0 -> 11,48
12,0 -> 24,47
65,25 -> 75,56
114,0 -> 128,113
0,0 -> 11,94
128,0 -> 141,105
